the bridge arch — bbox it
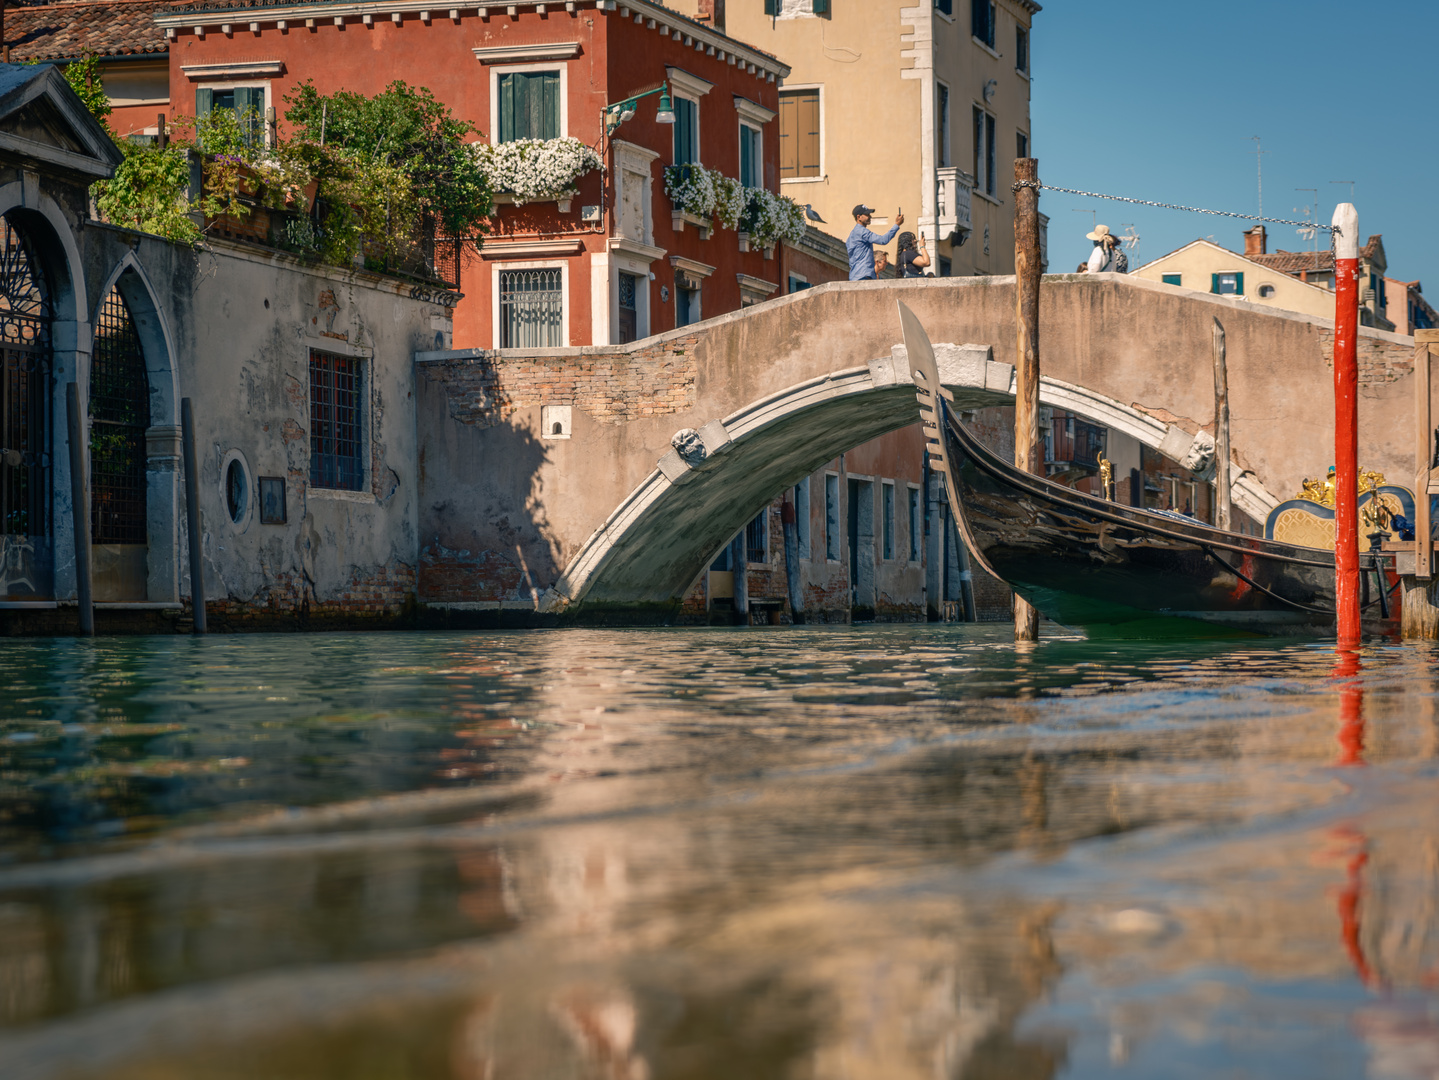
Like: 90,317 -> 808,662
543,343 -> 1283,612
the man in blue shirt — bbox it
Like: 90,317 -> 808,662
846,204 -> 904,280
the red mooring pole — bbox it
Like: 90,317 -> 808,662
1332,203 -> 1361,642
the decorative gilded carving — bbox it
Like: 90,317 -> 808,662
1294,466 -> 1388,508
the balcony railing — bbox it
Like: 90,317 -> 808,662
935,166 -> 973,241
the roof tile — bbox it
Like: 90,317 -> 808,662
4,0 -> 174,62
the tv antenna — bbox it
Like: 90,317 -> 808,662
1330,179 -> 1356,201
1120,224 -> 1140,266
1249,136 -> 1267,220
1294,187 -> 1318,266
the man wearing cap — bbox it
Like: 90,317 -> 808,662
847,205 -> 904,281
1087,223 -> 1120,273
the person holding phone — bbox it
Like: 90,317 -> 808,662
896,231 -> 931,277
846,204 -> 904,281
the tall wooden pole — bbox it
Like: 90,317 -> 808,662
1212,318 -> 1232,531
1012,158 -> 1041,641
182,397 -> 208,634
65,384 -> 94,636
1332,203 -> 1361,643
1415,331 -> 1435,581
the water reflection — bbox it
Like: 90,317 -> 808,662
1,628 -> 1438,1077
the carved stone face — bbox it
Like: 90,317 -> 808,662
670,428 -> 707,466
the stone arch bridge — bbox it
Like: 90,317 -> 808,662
415,274 -> 1418,615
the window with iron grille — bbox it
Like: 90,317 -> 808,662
309,350 -> 364,491
746,509 -> 768,563
0,215 -> 51,562
89,287 -> 150,544
499,268 -> 564,348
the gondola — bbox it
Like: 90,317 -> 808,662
897,302 -> 1394,635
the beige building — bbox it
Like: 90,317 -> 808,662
1136,225 -> 1395,329
672,0 -> 1042,277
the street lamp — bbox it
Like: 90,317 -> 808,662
604,81 -> 674,136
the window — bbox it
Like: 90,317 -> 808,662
746,510 -> 768,563
676,283 -> 700,327
935,0 -> 953,14
937,83 -> 951,168
1212,272 -> 1243,296
1016,131 -> 1028,160
1016,25 -> 1030,73
618,271 -> 638,344
739,123 -> 762,188
794,477 -> 811,559
499,268 -> 564,347
788,273 -> 811,292
971,0 -> 995,47
309,350 -> 363,491
779,88 -> 820,179
973,106 -> 996,197
824,473 -> 840,561
497,70 -> 560,142
1162,273 -> 1182,286
882,481 -> 895,560
908,486 -> 921,561
938,256 -> 952,277
1258,283 -> 1276,298
195,86 -> 264,145
673,97 -> 699,164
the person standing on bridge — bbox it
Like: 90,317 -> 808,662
847,205 -> 903,280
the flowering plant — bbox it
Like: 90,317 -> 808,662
740,186 -> 807,249
474,137 -> 602,204
663,162 -> 718,219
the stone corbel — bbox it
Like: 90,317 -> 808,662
657,419 -> 731,484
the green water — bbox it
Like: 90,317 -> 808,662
1,626 -> 1436,1079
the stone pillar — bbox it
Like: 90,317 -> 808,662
145,425 -> 182,602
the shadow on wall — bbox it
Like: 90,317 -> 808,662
416,359 -> 560,604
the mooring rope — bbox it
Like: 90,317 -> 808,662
1012,180 -> 1338,239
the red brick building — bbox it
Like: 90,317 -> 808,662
149,0 -> 828,348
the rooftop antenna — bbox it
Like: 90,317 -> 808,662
1120,223 -> 1140,267
1249,136 -> 1267,220
1295,187 -> 1318,270
1072,207 -> 1096,232
1330,179 -> 1356,201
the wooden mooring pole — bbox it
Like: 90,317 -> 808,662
1401,329 -> 1439,637
1212,318 -> 1232,531
181,397 -> 207,634
1012,158 -> 1042,641
1332,204 -> 1361,643
65,384 -> 94,637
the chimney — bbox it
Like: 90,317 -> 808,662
696,0 -> 725,32
1243,224 -> 1267,257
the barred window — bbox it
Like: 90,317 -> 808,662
90,287 -> 150,544
499,268 -> 563,348
309,350 -> 363,491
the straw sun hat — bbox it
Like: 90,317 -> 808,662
1086,224 -> 1114,242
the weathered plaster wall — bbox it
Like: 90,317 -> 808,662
414,272 -> 1420,613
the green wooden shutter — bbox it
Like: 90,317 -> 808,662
674,99 -> 695,164
812,0 -> 829,12
739,127 -> 753,187
234,87 -> 263,145
196,87 -> 214,118
764,0 -> 778,13
1162,273 -> 1181,286
1234,272 -> 1244,295
542,72 -> 559,139
1211,273 -> 1220,294
498,73 -> 514,142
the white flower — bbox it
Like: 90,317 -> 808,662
665,163 -> 806,245
473,137 -> 603,204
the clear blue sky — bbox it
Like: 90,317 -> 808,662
1031,1 -> 1438,288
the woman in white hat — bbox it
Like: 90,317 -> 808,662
1086,223 -> 1118,273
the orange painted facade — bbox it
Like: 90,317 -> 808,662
160,2 -> 798,348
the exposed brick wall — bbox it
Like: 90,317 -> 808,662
208,560 -> 417,627
1318,329 -> 1415,385
420,335 -> 700,429
419,543 -> 528,603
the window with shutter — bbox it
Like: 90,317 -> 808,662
778,89 -> 820,178
972,0 -> 995,46
497,71 -> 560,142
1016,26 -> 1030,72
935,0 -> 953,14
764,0 -> 777,13
673,97 -> 698,164
811,0 -> 829,12
1162,273 -> 1182,286
739,124 -> 761,188
1234,272 -> 1244,295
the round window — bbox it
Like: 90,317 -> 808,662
1258,284 -> 1275,298
226,458 -> 248,523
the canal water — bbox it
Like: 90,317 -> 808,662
1,626 -> 1436,1079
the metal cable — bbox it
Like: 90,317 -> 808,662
1012,179 -> 1338,236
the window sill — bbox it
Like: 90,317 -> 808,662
972,36 -> 1001,60
935,9 -> 955,23
781,175 -> 826,184
1016,67 -> 1030,81
310,487 -> 375,504
973,189 -> 1003,206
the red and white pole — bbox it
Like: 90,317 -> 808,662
1332,203 -> 1361,642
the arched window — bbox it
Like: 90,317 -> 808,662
90,286 -> 150,544
0,213 -> 53,598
